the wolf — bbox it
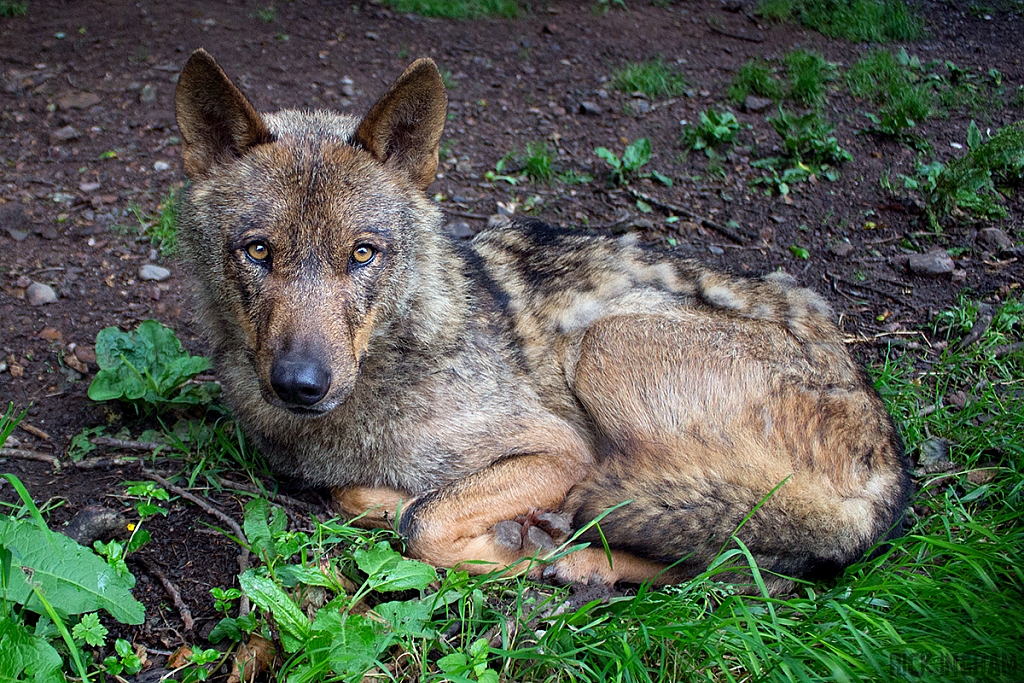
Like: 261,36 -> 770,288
174,49 -> 910,591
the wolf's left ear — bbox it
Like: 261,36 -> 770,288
175,49 -> 273,180
353,58 -> 448,191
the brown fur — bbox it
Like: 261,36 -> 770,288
175,49 -> 911,590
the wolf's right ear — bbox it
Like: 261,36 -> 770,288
175,49 -> 273,180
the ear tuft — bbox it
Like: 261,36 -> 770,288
174,49 -> 273,180
353,58 -> 448,191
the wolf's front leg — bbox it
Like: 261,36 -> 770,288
395,450 -> 591,574
333,485 -> 412,530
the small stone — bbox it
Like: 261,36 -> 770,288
153,160 -> 170,172
38,326 -> 62,341
951,268 -> 967,284
743,95 -> 773,113
632,99 -> 651,115
26,282 -> 58,306
365,31 -> 380,40
6,228 -> 29,242
64,353 -> 88,374
917,437 -> 954,473
57,91 -> 101,109
50,125 -> 80,143
74,345 -> 97,363
444,221 -> 474,240
829,241 -> 854,258
38,227 -> 58,240
707,245 -> 725,255
15,276 -> 32,288
578,101 -> 602,115
341,77 -> 355,97
79,181 -> 101,193
138,264 -> 171,282
977,227 -> 1013,253
9,363 -> 24,378
139,84 -> 156,102
908,249 -> 954,276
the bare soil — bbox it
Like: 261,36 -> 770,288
1,0 -> 1022,667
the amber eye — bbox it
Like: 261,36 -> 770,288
245,242 -> 270,262
351,244 -> 375,265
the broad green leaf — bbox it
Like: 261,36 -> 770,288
307,610 -> 390,679
622,138 -> 651,171
594,147 -> 621,169
238,570 -> 309,652
243,499 -> 279,564
0,617 -> 63,683
966,120 -> 982,150
376,600 -> 435,639
354,541 -> 437,592
0,516 -> 144,625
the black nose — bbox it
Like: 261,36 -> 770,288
270,357 -> 331,407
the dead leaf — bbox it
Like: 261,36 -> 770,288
228,634 -> 276,683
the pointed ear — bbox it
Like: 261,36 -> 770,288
174,49 -> 273,180
353,58 -> 448,191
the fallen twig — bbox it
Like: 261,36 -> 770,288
134,556 -> 194,631
74,456 -> 139,470
627,188 -> 753,244
992,341 -> 1024,358
91,436 -> 167,451
0,447 -> 60,467
444,209 -> 490,221
957,303 -> 994,350
18,422 -> 51,441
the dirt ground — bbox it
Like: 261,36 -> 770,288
1,0 -> 1022,664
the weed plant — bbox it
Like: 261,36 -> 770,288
681,108 -> 742,156
729,58 -> 785,103
380,0 -> 522,18
612,58 -> 686,99
752,108 -> 852,194
758,0 -> 923,42
0,1 -> 27,16
783,48 -> 836,107
848,48 -> 936,143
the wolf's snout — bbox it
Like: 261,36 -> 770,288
270,356 -> 332,407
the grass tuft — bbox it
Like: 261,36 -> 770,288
612,58 -> 687,99
729,58 -> 786,103
380,0 -> 522,19
758,0 -> 923,42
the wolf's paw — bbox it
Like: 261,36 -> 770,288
492,510 -> 572,554
539,550 -> 620,586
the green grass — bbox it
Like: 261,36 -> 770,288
848,49 -> 936,142
758,0 -> 923,42
523,140 -> 555,183
729,58 -> 786,103
123,187 -> 180,257
612,58 -> 687,99
380,0 -> 522,18
0,1 -> 27,17
930,121 -> 1024,222
784,48 -> 836,107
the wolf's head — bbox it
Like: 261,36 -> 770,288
174,50 -> 456,417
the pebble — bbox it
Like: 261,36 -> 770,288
908,249 -> 954,275
50,125 -> 80,143
341,77 -> 355,97
139,264 -> 171,282
75,345 -> 97,363
153,160 -> 171,172
27,282 -> 58,306
578,101 -> 602,115
829,241 -> 854,258
57,91 -> 101,110
79,181 -> 101,192
365,31 -> 380,40
38,326 -> 62,341
139,84 -> 156,102
977,227 -> 1013,253
743,95 -> 773,113
631,99 -> 651,115
707,245 -> 725,255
